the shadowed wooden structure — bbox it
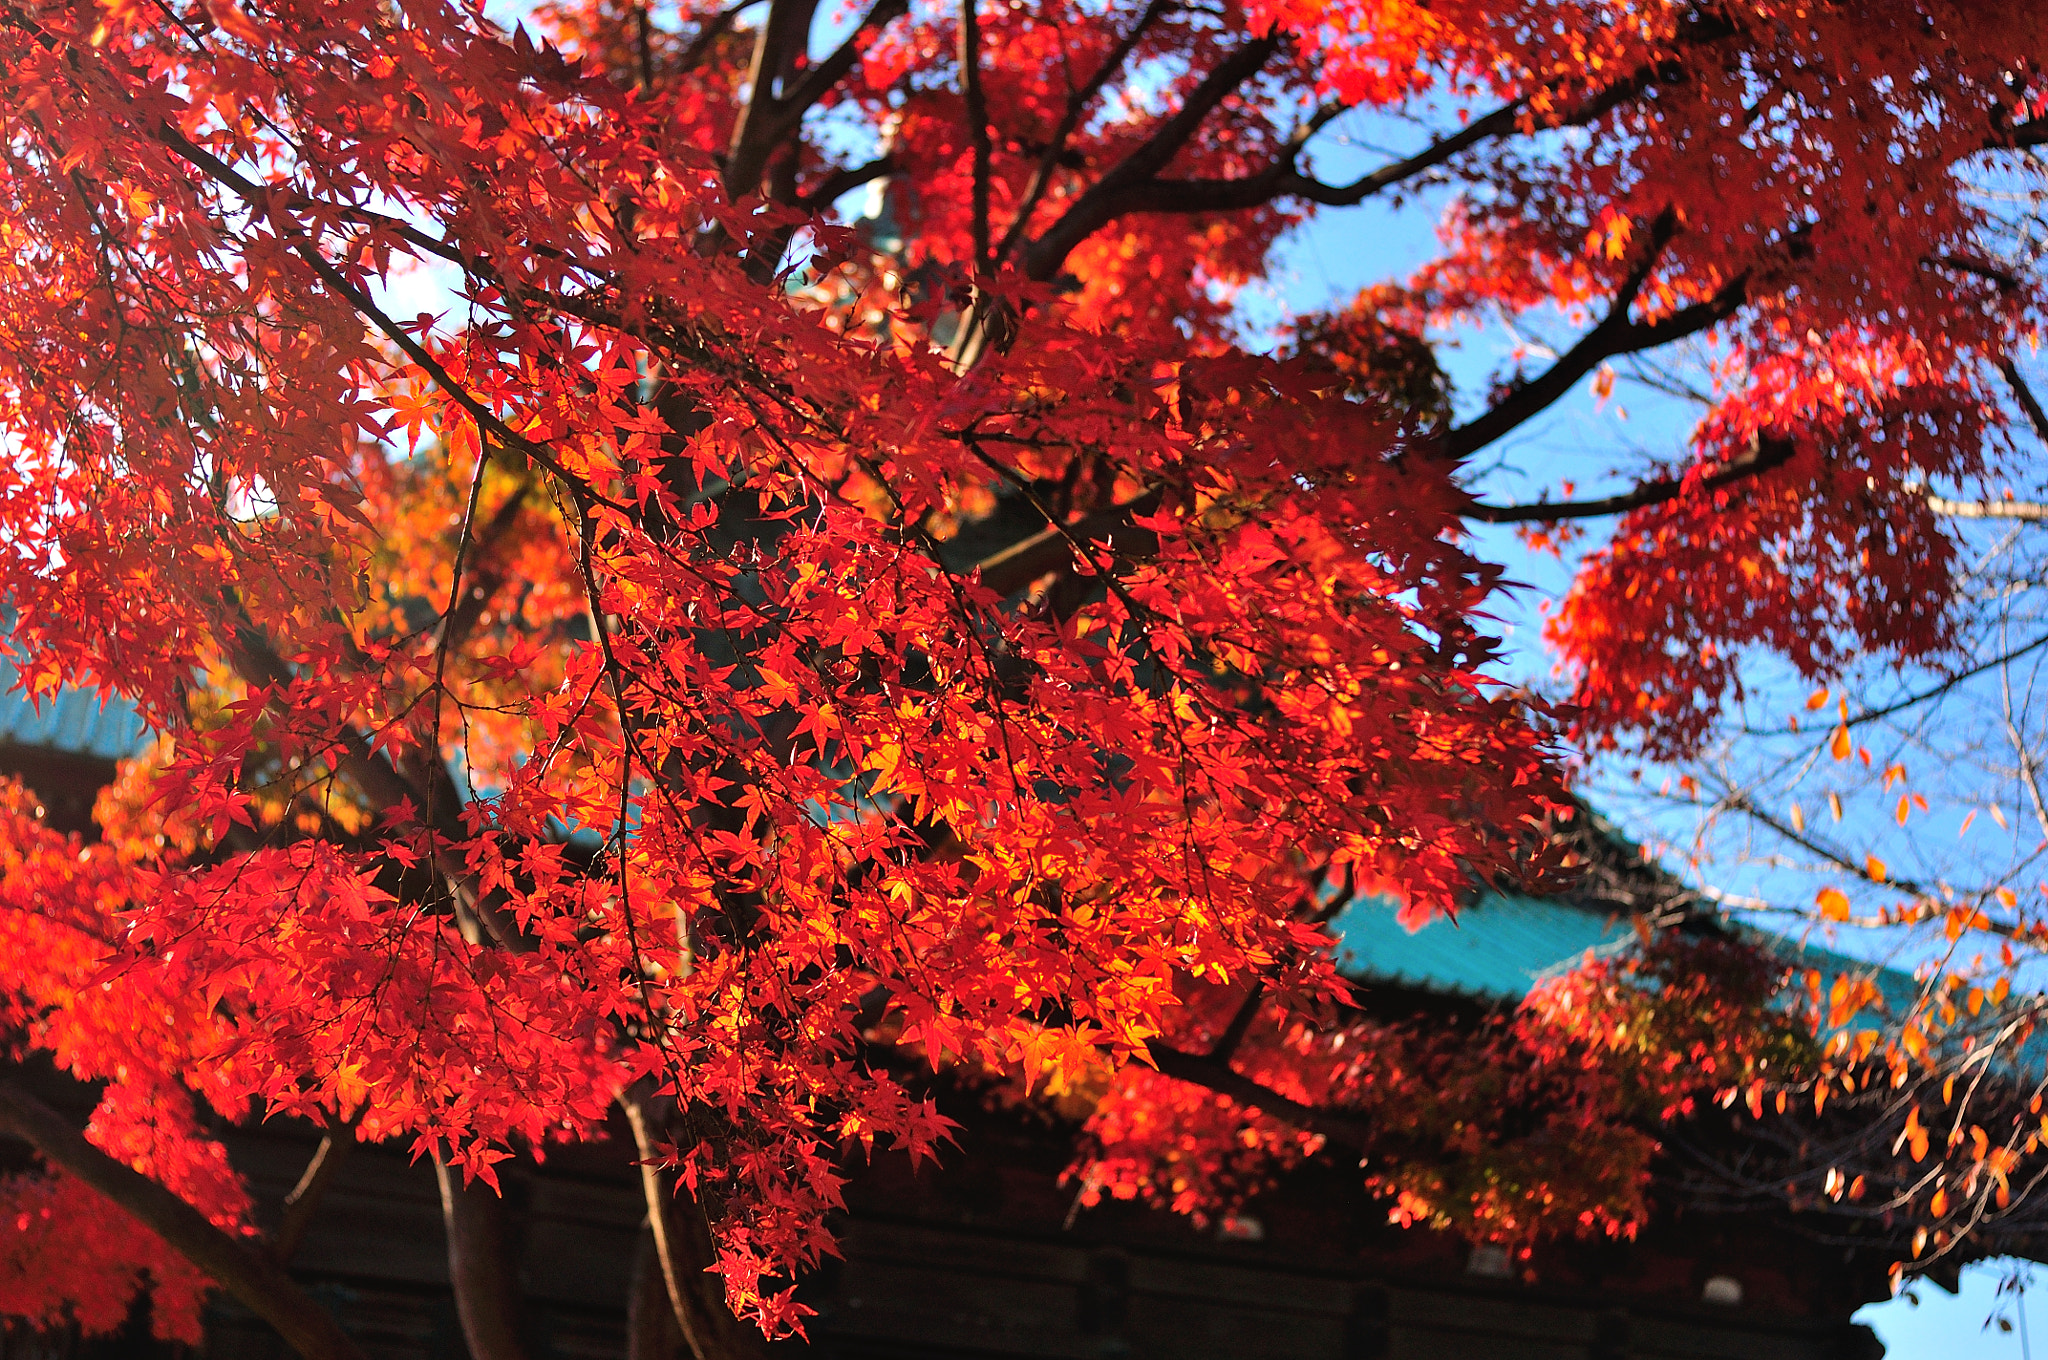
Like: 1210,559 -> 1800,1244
167,1093 -> 1886,1360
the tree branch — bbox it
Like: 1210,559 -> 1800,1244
958,0 -> 992,267
270,1113 -> 356,1264
969,487 -> 1163,596
1288,97 -> 1527,204
779,0 -> 901,128
2002,358 -> 2048,445
799,154 -> 896,210
1924,494 -> 2048,522
1091,18 -> 1741,222
619,1085 -> 770,1360
219,611 -> 534,952
723,0 -> 819,195
1022,34 -> 1280,280
635,3 -> 657,92
725,0 -> 905,199
1716,791 -> 2042,946
1123,97 -> 1529,217
676,0 -> 764,76
1467,400 -> 2039,529
1145,1042 -> 1372,1151
1793,632 -> 2048,735
1448,239 -> 1750,460
0,1079 -> 369,1360
628,1219 -> 689,1360
1207,984 -> 1266,1064
2000,116 -> 2048,149
152,120 -> 613,514
1466,435 -> 1794,524
993,0 -> 1168,265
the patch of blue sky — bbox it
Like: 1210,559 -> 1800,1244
1251,96 -> 2048,1012
1859,1258 -> 2045,1360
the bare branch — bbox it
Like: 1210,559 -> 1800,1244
1739,632 -> 2048,736
1447,213 -> 1753,461
1146,1042 -> 1373,1150
1125,97 -> 1529,217
726,0 -> 907,199
1292,97 -> 1528,203
1207,984 -> 1266,1064
1022,34 -> 1281,280
2001,116 -> 2048,149
1465,368 -> 2043,526
1718,791 -> 2041,946
799,154 -> 897,210
1925,494 -> 2048,521
780,0 -> 906,137
619,1085 -> 772,1360
2002,358 -> 2048,445
1467,434 -> 1794,524
1999,659 -> 2048,847
969,487 -> 1163,596
634,4 -> 656,91
435,1157 -> 532,1360
270,1114 -> 356,1264
1098,19 -> 1742,222
627,1219 -> 688,1360
727,0 -> 820,162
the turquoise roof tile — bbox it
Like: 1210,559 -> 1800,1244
0,660 -> 151,761
1333,891 -> 1638,1001
1332,886 -> 1946,1061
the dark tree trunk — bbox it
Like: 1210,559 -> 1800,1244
434,1157 -> 531,1360
619,1086 -> 778,1360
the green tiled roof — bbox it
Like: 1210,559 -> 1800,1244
0,678 -> 149,761
1334,891 -> 1639,1001
0,644 -> 151,761
1334,890 -> 1932,1023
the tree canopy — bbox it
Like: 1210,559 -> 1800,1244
0,0 -> 2044,1355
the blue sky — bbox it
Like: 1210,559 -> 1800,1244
1860,1260 -> 2046,1359
1264,111 -> 2047,1359
1257,104 -> 2048,972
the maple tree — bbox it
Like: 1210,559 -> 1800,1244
0,0 -> 2044,1355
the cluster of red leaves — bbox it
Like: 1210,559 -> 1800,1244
1553,339 -> 1990,753
1070,933 -> 1811,1247
0,1171 -> 212,1344
1254,3 -> 2045,754
1386,4 -> 2039,751
0,782 -> 244,1340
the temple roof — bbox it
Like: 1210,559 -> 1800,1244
0,660 -> 148,761
1333,891 -> 1638,1002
